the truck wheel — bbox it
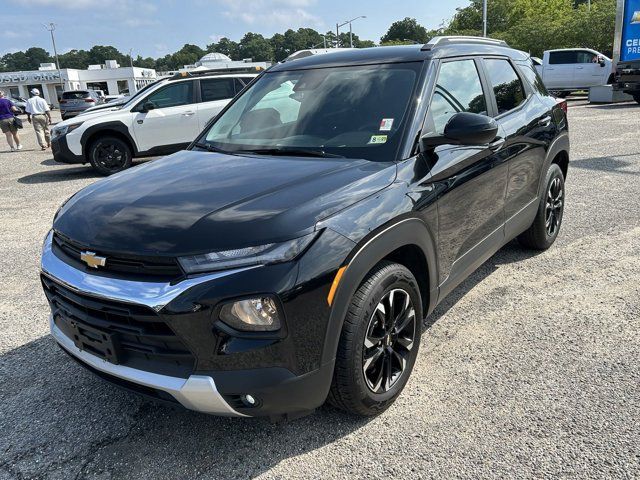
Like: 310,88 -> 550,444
88,136 -> 132,175
518,163 -> 565,250
328,261 -> 422,416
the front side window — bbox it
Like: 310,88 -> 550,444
484,59 -> 526,115
200,78 -> 235,102
144,81 -> 193,109
576,51 -> 598,64
429,59 -> 487,134
200,63 -> 421,162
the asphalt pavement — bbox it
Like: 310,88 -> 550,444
0,102 -> 638,479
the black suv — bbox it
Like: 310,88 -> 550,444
613,61 -> 640,104
41,37 -> 569,420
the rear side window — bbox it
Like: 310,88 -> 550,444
484,59 -> 526,115
518,62 -> 547,95
549,51 -> 578,65
62,91 -> 89,99
429,59 -> 488,134
200,78 -> 236,102
145,81 -> 194,109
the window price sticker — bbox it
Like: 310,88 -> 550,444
379,118 -> 394,131
368,135 -> 388,144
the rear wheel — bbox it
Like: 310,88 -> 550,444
518,163 -> 565,250
88,136 -> 132,175
328,261 -> 422,416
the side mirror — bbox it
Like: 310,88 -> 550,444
420,112 -> 499,151
141,101 -> 155,112
599,58 -> 606,67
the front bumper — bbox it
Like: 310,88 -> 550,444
51,135 -> 84,164
41,230 -> 344,417
50,314 -> 246,416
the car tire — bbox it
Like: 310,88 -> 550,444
328,261 -> 422,416
518,163 -> 565,250
88,136 -> 133,175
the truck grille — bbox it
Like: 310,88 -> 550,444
52,232 -> 183,279
42,275 -> 195,378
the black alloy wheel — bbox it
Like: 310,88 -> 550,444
545,176 -> 563,237
89,136 -> 132,175
328,261 -> 422,416
362,288 -> 416,393
518,163 -> 565,250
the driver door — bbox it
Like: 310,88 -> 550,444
132,80 -> 199,153
422,58 -> 508,295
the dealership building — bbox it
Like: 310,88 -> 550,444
0,61 -> 157,107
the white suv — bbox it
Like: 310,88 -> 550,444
50,69 -> 260,174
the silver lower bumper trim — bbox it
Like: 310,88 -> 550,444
50,315 -> 247,416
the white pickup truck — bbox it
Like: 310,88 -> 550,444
534,48 -> 613,97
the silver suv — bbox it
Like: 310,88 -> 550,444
59,90 -> 103,120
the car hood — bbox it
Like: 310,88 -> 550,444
54,150 -> 396,256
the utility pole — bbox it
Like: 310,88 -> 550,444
337,16 -> 366,48
129,48 -> 134,68
587,0 -> 591,11
482,0 -> 488,37
44,23 -> 64,92
336,23 -> 340,47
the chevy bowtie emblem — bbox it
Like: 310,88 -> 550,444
80,251 -> 107,269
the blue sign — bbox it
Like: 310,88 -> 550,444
621,0 -> 640,61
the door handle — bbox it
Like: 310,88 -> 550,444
538,116 -> 552,127
489,137 -> 505,151
182,111 -> 195,116
137,119 -> 143,124
576,66 -> 584,70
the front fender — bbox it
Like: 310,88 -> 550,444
319,217 -> 439,365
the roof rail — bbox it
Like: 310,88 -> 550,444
421,36 -> 508,51
169,66 -> 265,81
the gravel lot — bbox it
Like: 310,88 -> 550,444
0,102 -> 639,480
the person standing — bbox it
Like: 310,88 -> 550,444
0,90 -> 22,152
25,88 -> 52,151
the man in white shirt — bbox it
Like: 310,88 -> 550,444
25,88 -> 52,150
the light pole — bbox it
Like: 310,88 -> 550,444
482,0 -> 488,37
336,16 -> 366,48
129,48 -> 134,68
44,22 -> 64,92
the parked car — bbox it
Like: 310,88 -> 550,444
50,68 -> 259,174
10,96 -> 27,115
59,90 -> 103,120
613,61 -> 640,104
41,37 -> 569,421
535,48 -> 613,96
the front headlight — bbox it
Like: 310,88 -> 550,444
177,232 -> 318,274
51,122 -> 83,139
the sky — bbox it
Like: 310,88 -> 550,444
2,0 -> 470,58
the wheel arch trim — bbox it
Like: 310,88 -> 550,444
539,131 -> 569,197
80,121 -> 138,157
320,217 -> 439,365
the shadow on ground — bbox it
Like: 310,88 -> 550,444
586,102 -> 639,110
0,242 -> 539,479
570,154 -> 639,176
18,165 -> 98,184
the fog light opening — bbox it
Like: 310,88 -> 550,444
241,394 -> 258,407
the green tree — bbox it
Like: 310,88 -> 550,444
1,47 -> 52,71
207,37 -> 240,59
380,17 -> 431,44
238,33 -> 274,61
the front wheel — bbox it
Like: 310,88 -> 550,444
518,163 -> 565,250
88,136 -> 132,175
328,261 -> 422,416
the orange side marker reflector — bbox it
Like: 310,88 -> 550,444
327,266 -> 347,306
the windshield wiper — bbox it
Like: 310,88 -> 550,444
193,142 -> 231,154
234,148 -> 344,158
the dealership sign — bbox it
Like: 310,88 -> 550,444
0,71 -> 61,84
621,0 -> 640,61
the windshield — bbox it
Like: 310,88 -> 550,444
199,62 -> 421,162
